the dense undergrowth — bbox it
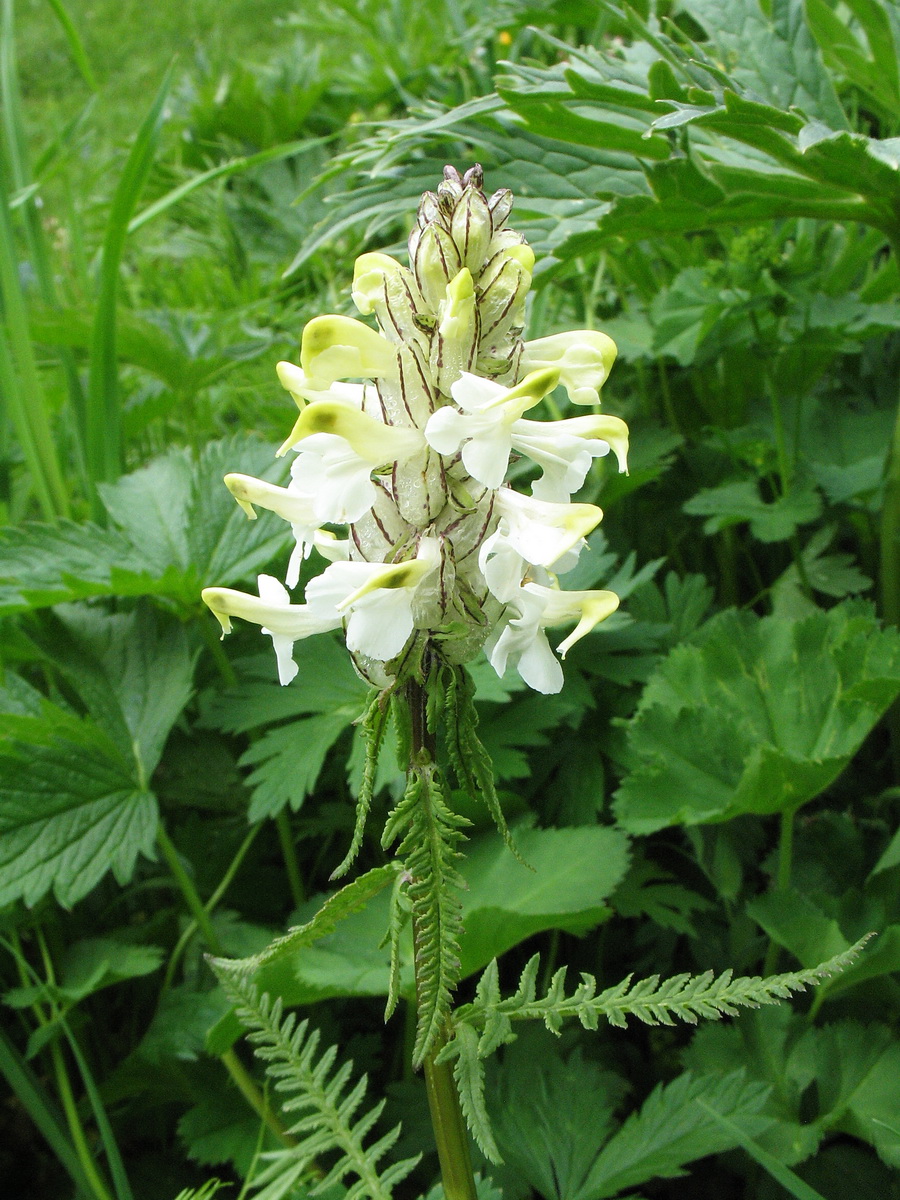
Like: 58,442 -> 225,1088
1,1 -> 900,1198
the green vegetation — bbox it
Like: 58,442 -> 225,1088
2,1 -> 900,1198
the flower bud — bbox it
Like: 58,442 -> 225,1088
450,186 -> 493,274
478,256 -> 531,343
352,252 -> 427,352
412,223 -> 462,312
488,188 -> 513,228
431,268 -> 478,394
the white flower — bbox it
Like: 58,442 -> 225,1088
478,490 -> 603,603
306,537 -> 442,662
424,368 -> 559,488
278,401 -> 425,527
300,314 -> 400,386
224,473 -> 324,588
512,414 -> 630,502
520,330 -> 617,406
492,489 -> 603,569
426,370 -> 628,499
201,575 -> 342,686
275,361 -> 366,410
486,581 -> 620,694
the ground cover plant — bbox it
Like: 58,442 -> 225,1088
1,1 -> 900,1198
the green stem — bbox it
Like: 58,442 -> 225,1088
405,680 -> 478,1200
11,930 -> 113,1200
762,810 -> 794,976
156,823 -> 225,956
423,1042 -> 477,1200
161,825 -> 260,993
219,1049 -> 296,1150
275,810 -> 305,908
156,825 -> 295,1146
880,236 -> 900,775
49,1039 -> 115,1200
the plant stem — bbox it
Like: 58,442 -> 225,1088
156,823 -> 225,956
219,1049 -> 296,1149
762,810 -> 794,976
10,930 -> 113,1200
49,1039 -> 115,1200
881,235 -> 900,776
405,679 -> 478,1200
275,809 -> 305,908
422,1040 -> 477,1200
156,823 -> 295,1146
161,824 -> 260,993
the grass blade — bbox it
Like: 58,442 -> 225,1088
695,1099 -> 827,1200
85,64 -> 172,493
127,137 -> 323,234
44,0 -> 98,91
0,1027 -> 94,1198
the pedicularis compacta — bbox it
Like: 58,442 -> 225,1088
202,165 -> 629,694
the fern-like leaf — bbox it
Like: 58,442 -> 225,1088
217,972 -> 420,1200
383,762 -> 469,1064
451,937 -> 873,1047
451,1022 -> 502,1164
332,688 -> 392,879
209,864 -> 399,980
442,663 -> 523,863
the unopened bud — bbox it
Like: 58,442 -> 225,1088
413,224 -> 462,311
450,187 -> 493,274
352,252 -> 426,349
431,268 -> 478,393
488,188 -> 513,228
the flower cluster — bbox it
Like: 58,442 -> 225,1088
202,166 -> 628,694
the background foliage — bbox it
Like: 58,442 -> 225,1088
2,0 -> 900,1197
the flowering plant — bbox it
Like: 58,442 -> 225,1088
202,163 -> 628,698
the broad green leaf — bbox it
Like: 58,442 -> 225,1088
240,710 -> 358,821
179,1083 -> 277,1174
0,605 -> 194,906
747,888 -> 851,967
0,437 -> 290,612
97,436 -> 290,602
686,0 -> 848,126
685,1009 -> 900,1167
0,521 -> 162,613
457,824 -> 631,978
490,1032 -> 626,1200
0,706 -> 158,907
614,604 -> 900,833
197,641 -> 368,732
695,1100 -> 827,1200
36,605 -> 196,775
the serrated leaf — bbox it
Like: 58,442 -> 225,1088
240,710 -> 357,821
615,604 -> 900,833
36,604 -> 196,775
582,1070 -> 771,1200
684,479 -> 822,542
210,864 -> 399,980
198,641 -> 368,732
747,888 -> 850,967
491,1031 -> 626,1200
0,706 -> 158,907
0,437 -> 290,612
